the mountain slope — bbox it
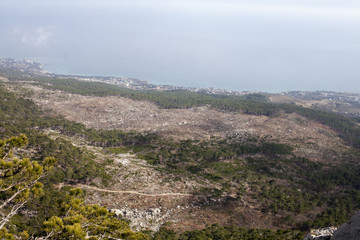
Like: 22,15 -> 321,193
1,65 -> 360,236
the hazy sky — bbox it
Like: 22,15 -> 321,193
1,0 -> 360,93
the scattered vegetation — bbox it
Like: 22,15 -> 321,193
1,73 -> 360,235
0,135 -> 147,239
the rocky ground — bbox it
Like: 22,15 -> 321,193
6,83 -> 355,231
44,130 -> 283,232
21,84 -> 349,164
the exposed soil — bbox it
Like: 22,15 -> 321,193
76,184 -> 192,197
25,85 -> 349,163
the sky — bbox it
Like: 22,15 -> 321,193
1,0 -> 360,93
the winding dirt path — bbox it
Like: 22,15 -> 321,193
75,184 -> 192,197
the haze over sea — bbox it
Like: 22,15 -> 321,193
1,0 -> 360,93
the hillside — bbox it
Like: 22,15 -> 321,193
270,91 -> 360,119
1,61 -> 360,238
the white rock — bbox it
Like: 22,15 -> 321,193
303,227 -> 337,240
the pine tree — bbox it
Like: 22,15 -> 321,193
41,188 -> 148,240
0,134 -> 56,238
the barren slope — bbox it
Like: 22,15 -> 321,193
3,82 -> 359,234
24,84 -> 348,163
